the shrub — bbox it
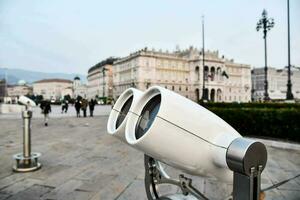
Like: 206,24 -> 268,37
206,107 -> 300,143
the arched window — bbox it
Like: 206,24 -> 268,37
217,89 -> 222,102
195,66 -> 200,81
217,67 -> 221,81
210,89 -> 215,102
204,66 -> 209,81
210,67 -> 215,81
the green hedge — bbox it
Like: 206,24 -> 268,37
207,107 -> 300,143
201,102 -> 300,109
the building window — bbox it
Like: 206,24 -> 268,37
179,86 -> 181,91
195,66 -> 200,81
186,86 -> 188,91
172,86 -> 175,91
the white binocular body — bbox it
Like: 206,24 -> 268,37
108,86 -> 243,181
18,96 -> 36,107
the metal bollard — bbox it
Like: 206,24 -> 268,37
13,108 -> 41,172
226,138 -> 267,200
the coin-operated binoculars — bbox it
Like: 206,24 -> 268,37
107,86 -> 267,200
13,96 -> 42,172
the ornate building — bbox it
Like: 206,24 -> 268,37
73,76 -> 87,99
252,67 -> 300,101
33,79 -> 73,100
112,47 -> 251,102
87,58 -> 117,99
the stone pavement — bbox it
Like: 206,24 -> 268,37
0,109 -> 299,200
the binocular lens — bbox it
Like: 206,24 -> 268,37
115,96 -> 133,129
135,94 -> 161,139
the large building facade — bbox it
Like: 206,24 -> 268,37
252,67 -> 300,101
87,58 -> 117,99
33,79 -> 73,100
112,47 -> 251,102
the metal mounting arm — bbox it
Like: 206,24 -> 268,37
144,155 -> 208,200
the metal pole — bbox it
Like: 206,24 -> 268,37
13,106 -> 41,172
201,15 -> 206,100
286,0 -> 293,100
263,30 -> 269,101
22,110 -> 32,165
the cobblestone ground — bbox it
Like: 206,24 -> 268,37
0,107 -> 299,200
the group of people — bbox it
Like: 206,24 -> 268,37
74,98 -> 96,118
39,98 -> 97,126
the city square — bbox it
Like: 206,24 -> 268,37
0,1 -> 300,199
0,105 -> 299,200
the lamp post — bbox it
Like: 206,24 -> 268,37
286,0 -> 293,100
256,9 -> 274,101
201,15 -> 206,101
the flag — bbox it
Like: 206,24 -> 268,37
222,71 -> 229,79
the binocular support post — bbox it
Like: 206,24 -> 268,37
144,138 -> 267,200
226,138 -> 267,200
13,107 -> 41,172
144,155 -> 208,200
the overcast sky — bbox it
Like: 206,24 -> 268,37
0,0 -> 299,75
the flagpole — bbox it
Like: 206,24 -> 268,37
201,15 -> 206,100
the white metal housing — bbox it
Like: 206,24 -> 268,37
107,88 -> 143,143
18,96 -> 36,107
125,86 -> 241,181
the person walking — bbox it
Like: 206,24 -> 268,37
89,99 -> 96,117
111,98 -> 115,109
81,99 -> 88,118
64,100 -> 69,113
40,100 -> 51,126
75,100 -> 81,117
61,100 -> 66,114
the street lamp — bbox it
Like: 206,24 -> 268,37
286,0 -> 293,100
256,9 -> 274,101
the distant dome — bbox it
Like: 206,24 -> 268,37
18,80 -> 26,85
74,76 -> 80,80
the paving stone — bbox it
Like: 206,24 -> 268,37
41,179 -> 93,200
278,190 -> 300,200
76,173 -> 117,192
0,193 -> 11,200
115,179 -> 147,200
42,167 -> 83,187
262,189 -> 286,200
0,178 -> 42,195
5,184 -> 54,200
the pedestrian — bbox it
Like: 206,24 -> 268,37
61,100 -> 66,114
40,100 -> 51,126
81,99 -> 88,117
89,99 -> 96,117
111,98 -> 115,109
75,100 -> 81,117
64,100 -> 69,113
